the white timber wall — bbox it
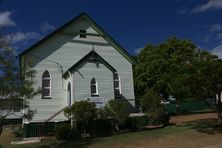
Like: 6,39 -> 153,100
73,61 -> 114,104
23,18 -> 135,123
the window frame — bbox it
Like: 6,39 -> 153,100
91,78 -> 98,96
42,71 -> 51,99
114,73 -> 121,98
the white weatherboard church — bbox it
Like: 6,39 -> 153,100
19,13 -> 135,137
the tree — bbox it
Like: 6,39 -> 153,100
196,52 -> 222,122
64,101 -> 98,134
0,33 -> 38,135
135,37 -> 200,113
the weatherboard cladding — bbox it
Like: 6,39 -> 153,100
22,13 -> 135,122
63,50 -> 116,78
73,60 -> 114,103
19,12 -> 135,64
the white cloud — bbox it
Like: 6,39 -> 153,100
6,32 -> 41,44
192,0 -> 222,13
0,11 -> 16,28
203,24 -> 222,42
217,32 -> 222,39
178,8 -> 188,15
209,24 -> 222,32
40,21 -> 55,33
211,45 -> 222,58
134,47 -> 144,55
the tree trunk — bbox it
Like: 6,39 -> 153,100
113,119 -> 119,131
216,92 -> 222,123
0,118 -> 4,136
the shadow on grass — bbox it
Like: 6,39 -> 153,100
177,118 -> 222,135
41,138 -> 99,148
40,127 -> 166,148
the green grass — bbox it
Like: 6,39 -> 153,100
10,125 -> 189,148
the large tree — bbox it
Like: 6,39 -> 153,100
0,33 -> 38,135
135,37 -> 222,120
196,51 -> 222,122
135,37 -> 199,104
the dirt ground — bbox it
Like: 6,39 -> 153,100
0,126 -> 16,147
170,112 -> 217,125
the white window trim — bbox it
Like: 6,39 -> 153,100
42,71 -> 51,98
91,78 -> 98,96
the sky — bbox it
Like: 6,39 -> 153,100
0,0 -> 222,57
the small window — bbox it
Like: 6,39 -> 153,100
91,78 -> 98,96
80,30 -> 86,38
114,73 -> 121,98
42,71 -> 51,99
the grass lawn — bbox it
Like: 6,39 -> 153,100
1,113 -> 222,148
8,126 -> 188,148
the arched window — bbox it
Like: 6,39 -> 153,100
91,78 -> 98,96
42,71 -> 51,98
67,82 -> 71,106
114,73 -> 121,98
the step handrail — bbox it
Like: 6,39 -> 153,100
39,106 -> 68,137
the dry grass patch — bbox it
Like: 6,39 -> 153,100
170,112 -> 217,125
0,126 -> 16,147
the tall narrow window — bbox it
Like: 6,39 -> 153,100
91,78 -> 98,96
114,73 -> 121,98
42,71 -> 51,99
67,82 -> 71,106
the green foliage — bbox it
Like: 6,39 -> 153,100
64,101 -> 98,133
140,89 -> 170,125
11,125 -> 23,137
97,105 -> 114,119
92,119 -> 114,136
64,101 -> 97,122
124,117 -> 137,130
107,100 -> 131,127
0,33 -> 39,135
141,90 -> 165,118
55,124 -> 80,140
97,100 -> 132,131
135,37 -> 200,102
135,36 -> 222,120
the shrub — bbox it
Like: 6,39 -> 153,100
92,119 -> 114,136
64,101 -> 98,134
124,117 -> 137,130
141,90 -> 170,126
158,113 -> 170,125
55,124 -> 79,140
124,116 -> 149,130
107,100 -> 132,130
11,125 -> 23,137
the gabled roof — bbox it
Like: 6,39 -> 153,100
63,50 -> 116,78
19,12 -> 136,64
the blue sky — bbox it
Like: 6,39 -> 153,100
0,0 -> 222,57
